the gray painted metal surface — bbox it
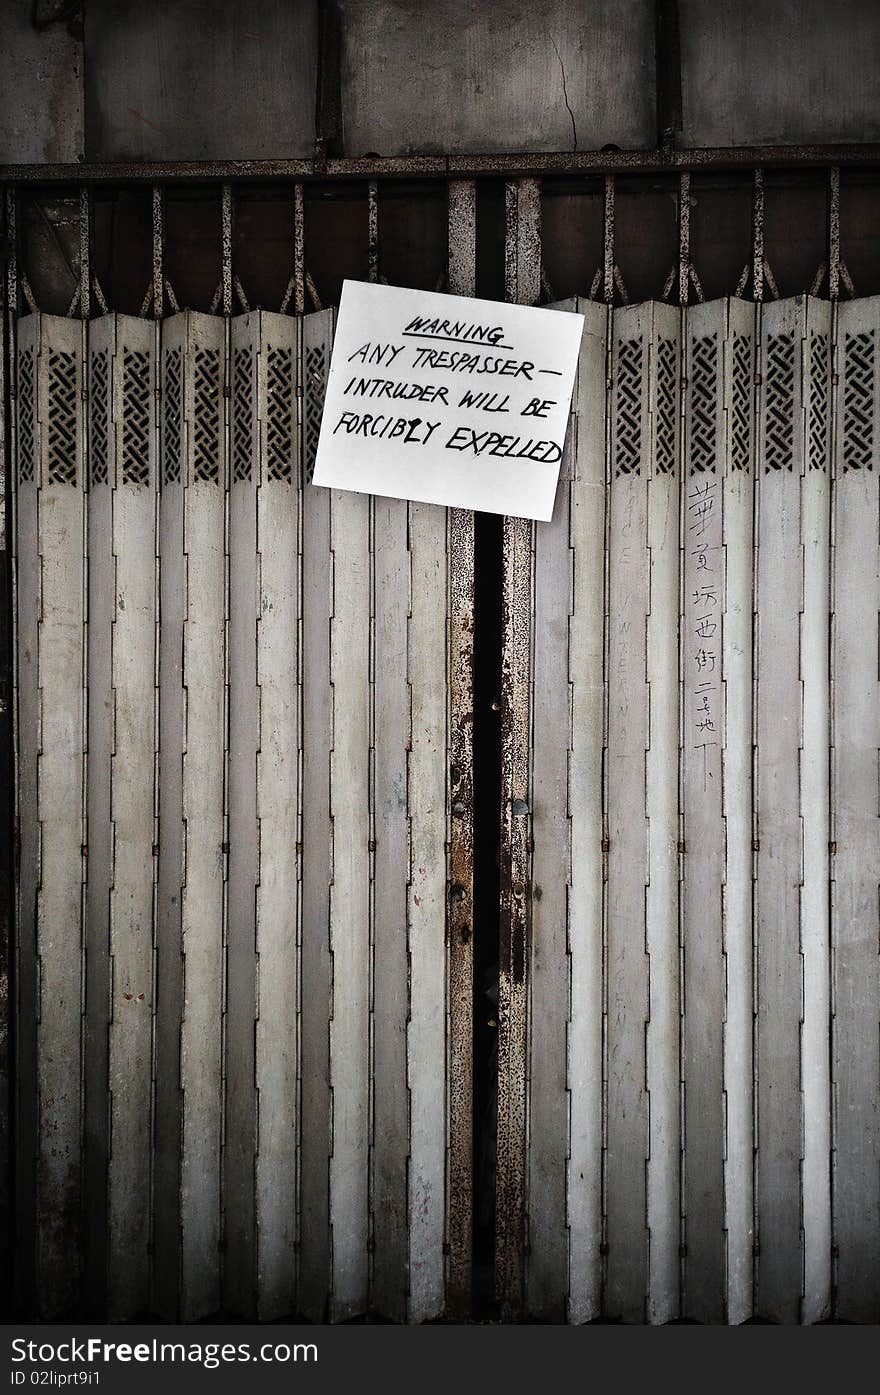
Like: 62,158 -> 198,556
832,296 -> 880,1322
15,313 -> 85,1318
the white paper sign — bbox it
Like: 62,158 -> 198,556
311,280 -> 584,521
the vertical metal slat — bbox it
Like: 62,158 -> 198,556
496,176 -> 540,1318
832,296 -> 880,1322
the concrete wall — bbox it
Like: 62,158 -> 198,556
338,0 -> 655,154
84,0 -> 318,160
680,0 -> 880,147
0,2 -> 83,162
0,0 -> 879,164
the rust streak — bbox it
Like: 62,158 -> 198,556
126,108 -> 164,134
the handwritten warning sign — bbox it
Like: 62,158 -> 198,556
311,280 -> 584,520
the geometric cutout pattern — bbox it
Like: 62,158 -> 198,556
764,333 -> 795,472
47,349 -> 78,485
193,347 -> 221,483
843,330 -> 875,472
614,337 -> 643,478
808,333 -> 830,472
89,348 -> 110,487
730,334 -> 753,473
655,337 -> 677,476
304,344 -> 326,484
17,346 -> 35,484
122,349 -> 151,487
689,334 -> 717,475
162,347 -> 183,486
267,345 -> 294,483
232,346 -> 253,483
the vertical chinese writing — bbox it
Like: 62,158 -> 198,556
687,478 -> 720,791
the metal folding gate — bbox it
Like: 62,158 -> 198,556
9,254 -> 880,1322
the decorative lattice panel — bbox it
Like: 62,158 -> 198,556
808,334 -> 830,471
730,335 -> 753,473
690,335 -> 717,474
655,337 -> 677,476
122,350 -> 151,487
47,350 -> 78,485
89,349 -> 110,487
17,346 -> 35,484
163,347 -> 183,485
614,338 -> 643,478
843,331 -> 875,471
764,334 -> 795,471
193,347 -> 221,483
266,346 -> 294,483
232,346 -> 253,483
304,344 -> 326,484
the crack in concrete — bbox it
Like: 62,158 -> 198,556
552,37 -> 578,153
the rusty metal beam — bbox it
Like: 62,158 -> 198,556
151,185 -> 164,321
78,187 -> 90,321
1,143 -> 878,186
496,178 -> 540,1320
445,178 -> 476,1319
829,167 -> 841,303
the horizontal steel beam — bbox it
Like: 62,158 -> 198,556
1,142 -> 879,185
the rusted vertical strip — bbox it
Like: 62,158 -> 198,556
496,178 -> 539,1318
445,178 -> 475,1317
603,177 -> 615,305
527,299 -> 573,1319
222,184 -> 233,319
367,181 -> 379,285
79,188 -> 90,322
753,170 -> 764,305
152,186 -> 164,321
828,168 -> 840,305
293,183 -> 305,318
678,173 -> 689,308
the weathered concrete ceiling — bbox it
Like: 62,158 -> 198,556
83,0 -> 319,160
1,0 -> 879,165
0,1 -> 84,162
337,0 -> 656,155
680,0 -> 880,147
